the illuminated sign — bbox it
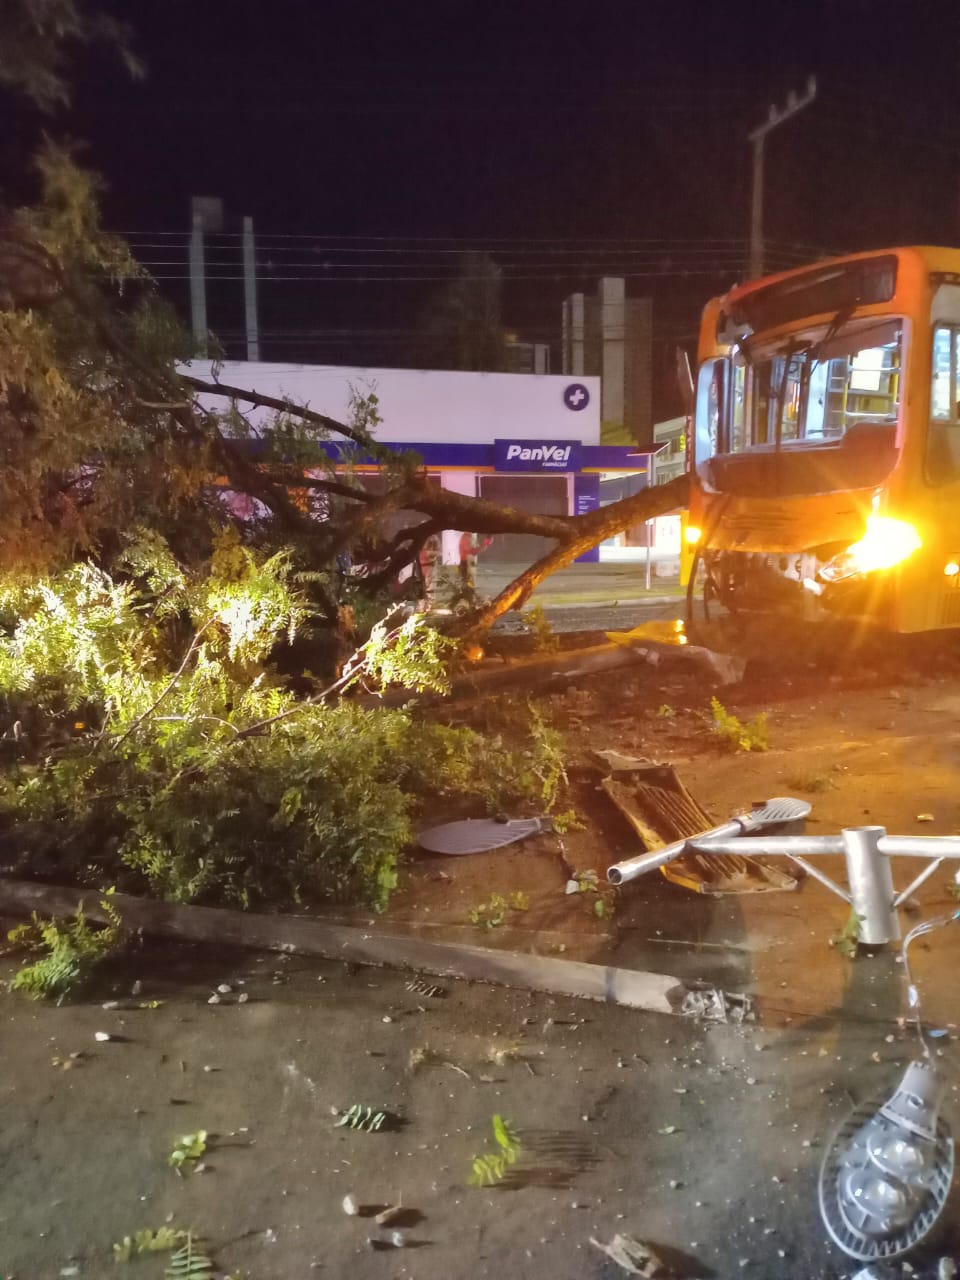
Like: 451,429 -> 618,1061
493,439 -> 582,472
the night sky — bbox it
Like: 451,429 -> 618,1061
11,0 -> 960,416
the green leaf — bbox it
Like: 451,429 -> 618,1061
164,1233 -> 213,1279
168,1130 -> 207,1172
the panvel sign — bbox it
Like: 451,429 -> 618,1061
493,439 -> 582,473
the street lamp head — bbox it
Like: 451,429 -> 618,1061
819,1060 -> 954,1262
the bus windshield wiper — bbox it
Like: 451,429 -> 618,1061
811,303 -> 857,364
772,338 -> 805,448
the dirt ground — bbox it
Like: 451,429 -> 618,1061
3,622 -> 960,1280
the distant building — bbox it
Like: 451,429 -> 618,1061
188,360 -> 655,565
560,278 -> 653,445
505,340 -> 551,375
652,415 -> 687,485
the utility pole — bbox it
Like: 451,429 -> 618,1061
748,76 -> 817,279
189,196 -> 223,358
242,216 -> 260,361
189,209 -> 208,358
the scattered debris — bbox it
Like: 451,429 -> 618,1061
216,983 -> 232,994
168,1130 -> 207,1175
335,1104 -> 387,1132
599,762 -> 802,895
375,1204 -> 407,1227
590,749 -> 657,772
112,1225 -> 186,1262
443,1061 -> 471,1080
368,1232 -> 408,1251
939,1259 -> 957,1280
94,1030 -> 111,1042
485,1041 -> 523,1067
468,1115 -> 521,1186
830,909 -> 864,960
589,1233 -> 669,1277
408,1045 -> 434,1072
916,813 -> 935,823
418,816 -> 550,855
165,1231 -> 214,1277
468,891 -> 529,928
605,620 -> 746,685
405,977 -> 445,998
342,1194 -> 359,1216
681,987 -> 754,1023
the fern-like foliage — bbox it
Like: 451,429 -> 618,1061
335,1104 -> 387,1132
8,896 -> 123,1001
0,539 -> 569,914
830,909 -> 864,959
114,1226 -> 185,1262
168,1130 -> 207,1174
468,1114 -> 521,1187
164,1233 -> 213,1279
710,696 -> 769,753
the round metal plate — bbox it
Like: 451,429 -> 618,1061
417,817 -> 546,856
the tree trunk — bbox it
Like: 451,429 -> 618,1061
182,376 -> 691,622
462,473 -> 689,633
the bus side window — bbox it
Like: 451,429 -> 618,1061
927,325 -> 960,484
695,358 -> 728,459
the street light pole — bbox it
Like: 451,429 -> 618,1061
748,76 -> 817,278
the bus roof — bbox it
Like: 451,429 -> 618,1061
723,245 -> 960,312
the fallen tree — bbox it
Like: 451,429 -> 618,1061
0,8 -> 698,957
1,157 -> 689,628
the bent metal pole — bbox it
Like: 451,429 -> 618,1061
683,828 -> 960,947
606,797 -> 811,886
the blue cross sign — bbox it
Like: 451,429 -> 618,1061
563,383 -> 590,411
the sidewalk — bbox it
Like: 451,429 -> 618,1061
476,561 -> 685,610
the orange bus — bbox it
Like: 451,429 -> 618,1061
687,246 -> 960,632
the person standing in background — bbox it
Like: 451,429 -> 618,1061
457,530 -> 491,601
418,532 -> 442,609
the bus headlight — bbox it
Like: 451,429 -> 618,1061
819,516 -> 921,584
684,524 -> 702,545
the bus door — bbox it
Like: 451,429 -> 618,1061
921,283 -> 960,628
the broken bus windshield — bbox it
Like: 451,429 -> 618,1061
699,319 -> 903,456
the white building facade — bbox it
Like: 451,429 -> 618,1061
189,361 -> 655,565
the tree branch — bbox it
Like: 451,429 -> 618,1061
109,620 -> 214,749
181,374 -> 377,451
457,473 -> 690,633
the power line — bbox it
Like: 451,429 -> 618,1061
120,231 -> 760,246
146,267 -> 753,283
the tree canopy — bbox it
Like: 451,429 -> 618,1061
0,0 -> 687,629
